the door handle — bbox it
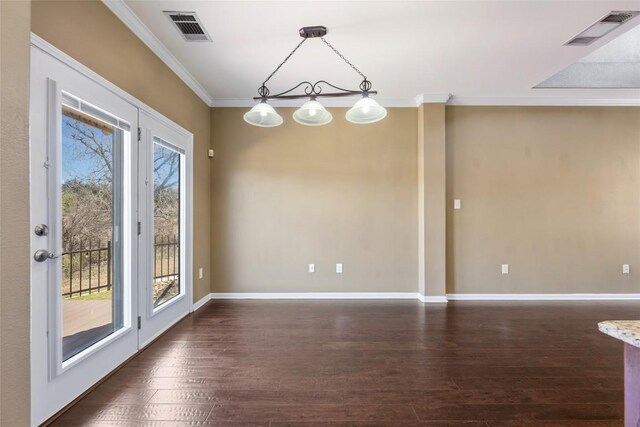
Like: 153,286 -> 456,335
33,249 -> 59,262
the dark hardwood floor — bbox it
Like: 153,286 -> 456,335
51,300 -> 637,426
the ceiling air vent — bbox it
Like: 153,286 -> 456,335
566,11 -> 639,45
601,12 -> 635,24
163,11 -> 211,42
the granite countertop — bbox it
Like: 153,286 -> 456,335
598,321 -> 640,348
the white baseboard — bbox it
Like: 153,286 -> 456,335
193,292 -> 639,309
447,293 -> 640,301
192,293 -> 213,311
209,292 -> 424,300
417,294 -> 448,303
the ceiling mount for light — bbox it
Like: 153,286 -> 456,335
243,26 -> 387,127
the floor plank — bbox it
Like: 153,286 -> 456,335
51,300 -> 636,425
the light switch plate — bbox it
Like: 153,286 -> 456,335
208,149 -> 214,158
198,268 -> 203,279
454,199 -> 461,210
309,264 -> 315,273
623,264 -> 630,274
336,263 -> 343,274
501,264 -> 509,274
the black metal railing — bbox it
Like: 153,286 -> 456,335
154,235 -> 179,281
62,237 -> 179,298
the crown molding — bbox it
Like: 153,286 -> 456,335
101,0 -> 214,106
209,97 -> 420,108
212,95 -> 640,108
447,96 -> 640,106
414,93 -> 452,105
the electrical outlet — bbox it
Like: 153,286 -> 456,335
454,199 -> 461,210
336,263 -> 343,274
309,264 -> 315,273
623,264 -> 630,274
198,268 -> 203,279
501,264 -> 509,275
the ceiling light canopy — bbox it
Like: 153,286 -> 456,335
244,26 -> 386,127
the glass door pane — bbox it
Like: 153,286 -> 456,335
152,138 -> 182,308
138,110 -> 191,348
60,96 -> 126,361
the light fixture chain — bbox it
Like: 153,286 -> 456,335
320,37 -> 367,81
262,37 -> 308,86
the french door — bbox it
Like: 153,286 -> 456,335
30,45 -> 192,426
137,111 -> 192,347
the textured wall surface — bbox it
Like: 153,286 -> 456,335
446,106 -> 640,294
0,1 -> 31,425
211,107 -> 418,293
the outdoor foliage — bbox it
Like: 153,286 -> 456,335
61,110 -> 180,299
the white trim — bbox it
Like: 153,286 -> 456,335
414,93 -> 451,105
195,292 -> 640,304
101,0 -> 213,106
192,293 -> 212,311
447,97 -> 640,107
209,95 -> 640,108
210,292 -> 422,300
447,293 -> 640,301
211,94 -> 453,108
209,97 -> 420,108
139,313 -> 189,349
137,110 -> 193,347
417,294 -> 449,303
31,34 -> 194,138
203,292 -> 447,303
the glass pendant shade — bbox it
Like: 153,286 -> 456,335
292,100 -> 333,126
243,102 -> 283,127
345,97 -> 387,124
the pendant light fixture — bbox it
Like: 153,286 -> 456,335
243,101 -> 283,127
292,99 -> 333,126
244,26 -> 386,127
346,96 -> 387,124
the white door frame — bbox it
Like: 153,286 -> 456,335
138,110 -> 193,348
30,34 -> 194,426
30,44 -> 139,427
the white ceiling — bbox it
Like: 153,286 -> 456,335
537,24 -> 640,88
116,0 -> 640,106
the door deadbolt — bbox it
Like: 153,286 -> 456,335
34,224 -> 49,236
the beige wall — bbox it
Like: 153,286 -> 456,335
418,104 -> 447,297
446,106 -> 640,294
210,107 -> 418,293
31,0 -> 212,302
0,1 -> 32,424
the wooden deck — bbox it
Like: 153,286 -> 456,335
63,299 -> 112,360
